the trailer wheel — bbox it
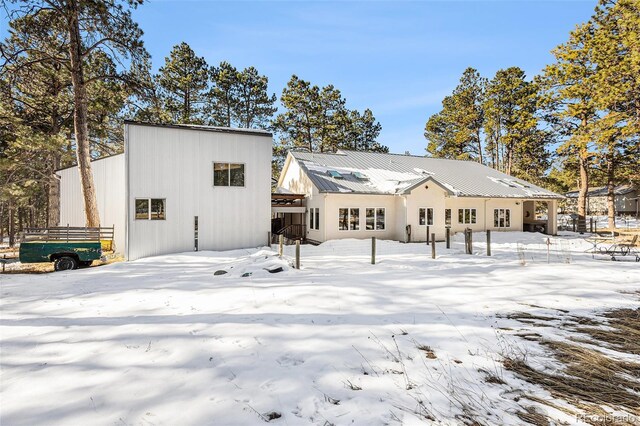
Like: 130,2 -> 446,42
54,256 -> 78,271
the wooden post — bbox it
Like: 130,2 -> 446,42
278,234 -> 284,257
268,232 -> 271,248
431,233 -> 436,259
589,217 -> 593,233
426,226 -> 430,244
486,230 -> 491,256
446,227 -> 450,249
295,240 -> 300,269
371,237 -> 376,265
572,218 -> 576,232
594,219 -> 598,234
468,229 -> 473,255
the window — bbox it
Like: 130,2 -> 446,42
135,198 -> 165,220
419,208 -> 434,226
339,208 -> 359,231
458,208 -> 477,224
309,208 -> 319,231
213,162 -> 244,187
366,208 -> 385,230
135,199 -> 149,220
494,209 -> 511,228
445,209 -> 451,226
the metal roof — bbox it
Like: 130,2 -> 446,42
124,120 -> 273,137
290,150 -> 564,199
565,184 -> 637,198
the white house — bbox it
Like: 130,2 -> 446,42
277,150 -> 564,243
58,121 -> 272,260
565,185 -> 638,216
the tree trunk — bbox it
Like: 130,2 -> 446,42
48,154 -> 61,227
8,200 -> 15,247
476,129 -> 483,165
68,1 -> 101,228
606,152 -> 616,229
577,150 -> 589,225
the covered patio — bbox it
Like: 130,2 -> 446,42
522,199 -> 558,235
271,193 -> 307,242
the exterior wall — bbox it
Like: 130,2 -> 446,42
58,154 -> 126,254
404,183 -> 448,241
616,191 -> 638,214
125,124 -> 271,260
323,193 -> 398,242
444,198 -> 523,235
278,156 -> 326,242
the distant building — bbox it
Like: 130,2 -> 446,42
58,121 -> 272,260
276,150 -> 564,244
564,185 -> 638,216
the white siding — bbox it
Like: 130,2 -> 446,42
125,124 -> 271,260
58,154 -> 126,253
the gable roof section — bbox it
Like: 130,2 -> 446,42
290,150 -> 563,199
565,184 -> 637,198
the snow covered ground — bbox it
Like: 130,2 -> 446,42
1,232 -> 638,425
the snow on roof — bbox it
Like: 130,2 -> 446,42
290,150 -> 564,199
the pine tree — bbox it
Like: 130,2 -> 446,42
208,61 -> 239,127
157,42 -> 209,124
2,0 -> 148,228
234,66 -> 277,129
589,0 -> 640,227
348,109 -> 386,152
425,68 -> 485,162
273,75 -> 387,178
539,22 -> 599,228
483,67 -> 548,178
273,75 -> 321,153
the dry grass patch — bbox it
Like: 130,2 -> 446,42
505,307 -> 640,425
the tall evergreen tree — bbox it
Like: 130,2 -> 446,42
539,23 -> 599,227
273,75 -> 387,177
234,66 -> 277,129
2,0 -> 148,228
348,109 -> 386,152
157,42 -> 209,124
483,67 -> 548,178
590,0 -> 640,227
425,68 -> 485,162
208,61 -> 238,127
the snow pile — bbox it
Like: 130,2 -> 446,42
1,233 -> 638,425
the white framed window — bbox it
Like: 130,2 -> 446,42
339,208 -> 359,231
419,208 -> 434,226
494,208 -> 511,228
135,198 -> 166,220
458,208 -> 477,224
213,162 -> 245,187
309,208 -> 319,231
445,209 -> 451,226
366,208 -> 385,230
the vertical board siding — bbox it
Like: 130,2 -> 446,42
126,125 -> 271,261
58,154 -> 126,253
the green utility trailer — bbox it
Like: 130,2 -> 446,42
19,226 -> 114,271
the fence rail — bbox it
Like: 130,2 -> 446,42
22,226 -> 114,243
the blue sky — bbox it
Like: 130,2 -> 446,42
2,0 -> 598,154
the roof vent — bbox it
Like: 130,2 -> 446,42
327,170 -> 343,179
